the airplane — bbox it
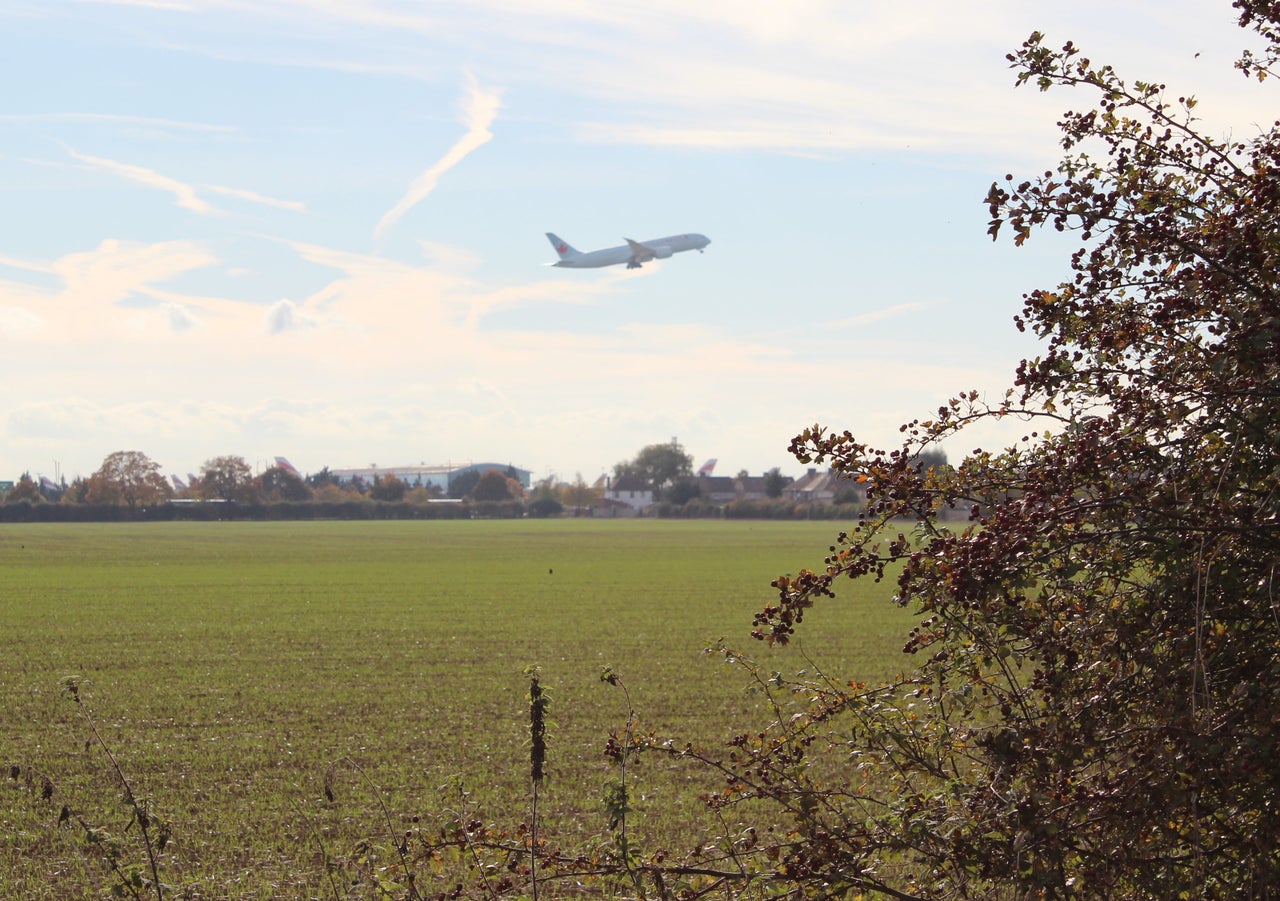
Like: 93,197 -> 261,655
546,232 -> 710,270
697,459 -> 717,477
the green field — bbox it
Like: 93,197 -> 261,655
1,520 -> 916,899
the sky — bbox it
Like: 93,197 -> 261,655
1,1 -> 1273,486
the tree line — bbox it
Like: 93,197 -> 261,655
0,447 -> 867,520
2,451 -> 532,513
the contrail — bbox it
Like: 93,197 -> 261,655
374,73 -> 502,243
67,147 -> 213,214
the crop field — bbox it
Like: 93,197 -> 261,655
0,520 -> 918,899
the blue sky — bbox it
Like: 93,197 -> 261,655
1,1 -> 1269,485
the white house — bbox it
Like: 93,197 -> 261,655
603,475 -> 654,513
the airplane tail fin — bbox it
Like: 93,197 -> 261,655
546,233 -> 580,259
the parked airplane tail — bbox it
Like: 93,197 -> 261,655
697,459 -> 717,477
275,456 -> 301,476
545,233 -> 580,259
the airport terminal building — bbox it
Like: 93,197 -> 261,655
330,462 -> 532,494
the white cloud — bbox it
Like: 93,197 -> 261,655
66,147 -> 215,214
6,399 -> 105,442
63,148 -> 304,217
830,302 -> 935,330
203,183 -> 306,212
162,302 -> 201,333
265,298 -> 318,334
55,0 -> 1270,159
51,239 -> 218,311
373,73 -> 502,243
0,253 -> 56,276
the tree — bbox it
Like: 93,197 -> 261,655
526,495 -> 564,518
62,477 -> 91,505
86,451 -> 171,509
762,467 -> 789,498
4,475 -> 42,505
200,456 -> 253,502
613,440 -> 693,491
369,473 -> 407,502
260,465 -> 312,502
661,477 -> 701,506
449,469 -> 483,500
405,483 -> 444,504
561,473 -> 602,510
504,472 -> 525,499
472,469 -> 514,502
910,447 -> 948,473
313,482 -> 363,504
740,7 -> 1280,897
306,466 -> 339,489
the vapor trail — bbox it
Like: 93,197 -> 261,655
374,73 -> 502,243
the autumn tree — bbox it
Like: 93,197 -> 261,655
3,475 -> 42,505
405,483 -> 444,505
504,470 -> 525,499
62,477 -> 91,505
735,6 -> 1280,898
86,451 -> 171,509
313,482 -> 363,504
369,473 -> 407,502
200,455 -> 254,502
561,473 -> 602,509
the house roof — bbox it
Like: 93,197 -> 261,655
788,469 -> 847,495
609,475 -> 651,492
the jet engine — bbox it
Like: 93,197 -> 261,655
651,245 -> 673,259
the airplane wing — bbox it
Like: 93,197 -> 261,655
624,238 -> 656,263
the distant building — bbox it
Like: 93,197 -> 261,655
331,462 -> 532,493
784,468 -> 855,504
696,473 -> 777,503
603,475 -> 654,513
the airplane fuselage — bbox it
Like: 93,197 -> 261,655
546,232 -> 710,269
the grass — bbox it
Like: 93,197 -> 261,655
0,519 -> 918,898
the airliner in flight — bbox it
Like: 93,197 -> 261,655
546,232 -> 710,269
